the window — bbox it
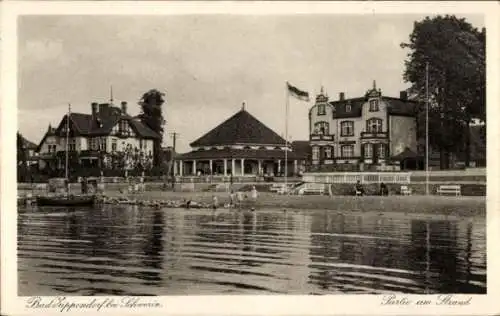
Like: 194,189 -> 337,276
369,99 -> 379,112
364,143 -> 373,158
378,144 -> 386,159
324,146 -> 332,159
89,138 -> 98,150
340,121 -> 354,136
366,118 -> 383,133
99,137 -> 107,151
346,103 -> 351,112
68,138 -> 76,151
119,120 -> 132,136
314,121 -> 330,135
111,139 -> 117,151
317,104 -> 326,116
48,144 -> 56,153
341,145 -> 354,158
312,146 -> 320,161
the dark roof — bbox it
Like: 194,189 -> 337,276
190,109 -> 286,147
391,147 -> 419,160
177,148 -> 303,160
322,96 -> 417,119
55,104 -> 160,139
291,141 -> 311,158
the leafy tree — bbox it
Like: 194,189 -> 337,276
138,89 -> 166,167
17,132 -> 28,182
401,15 -> 485,168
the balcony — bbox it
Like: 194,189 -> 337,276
360,131 -> 388,139
310,134 -> 334,141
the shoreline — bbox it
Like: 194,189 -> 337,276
100,191 -> 485,217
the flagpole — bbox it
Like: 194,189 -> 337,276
65,103 -> 71,181
425,62 -> 429,196
285,82 -> 289,193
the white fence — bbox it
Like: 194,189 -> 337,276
302,172 -> 411,184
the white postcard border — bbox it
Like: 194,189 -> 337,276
1,1 -> 499,316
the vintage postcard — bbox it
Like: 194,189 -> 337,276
1,1 -> 499,316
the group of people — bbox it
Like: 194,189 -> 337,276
354,180 -> 389,196
211,185 -> 259,210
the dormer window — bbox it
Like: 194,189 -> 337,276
369,99 -> 379,112
346,103 -> 351,112
317,104 -> 326,116
119,120 -> 132,136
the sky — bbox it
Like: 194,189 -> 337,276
18,14 -> 484,153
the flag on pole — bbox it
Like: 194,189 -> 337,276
287,82 -> 310,102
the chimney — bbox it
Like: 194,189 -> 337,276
99,103 -> 110,116
121,101 -> 127,114
339,92 -> 345,101
400,91 -> 408,100
91,102 -> 98,116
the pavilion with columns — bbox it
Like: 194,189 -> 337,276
174,103 -> 307,177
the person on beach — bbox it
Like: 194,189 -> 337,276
250,186 -> 258,202
355,180 -> 365,196
236,190 -> 244,208
380,182 -> 389,196
229,190 -> 235,207
212,195 -> 219,210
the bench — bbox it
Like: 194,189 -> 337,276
300,184 -> 325,195
270,184 -> 286,193
400,185 -> 412,196
437,185 -> 461,196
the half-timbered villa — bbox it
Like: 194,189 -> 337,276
36,101 -> 160,171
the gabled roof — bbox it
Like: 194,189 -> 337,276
326,96 -> 417,119
54,104 -> 160,139
190,108 -> 286,147
35,125 -> 57,152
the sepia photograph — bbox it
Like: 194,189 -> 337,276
2,1 -> 498,315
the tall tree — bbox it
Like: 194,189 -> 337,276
138,89 -> 166,167
401,15 -> 485,169
17,132 -> 28,182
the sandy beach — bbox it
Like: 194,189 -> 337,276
102,190 -> 486,217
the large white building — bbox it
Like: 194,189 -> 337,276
308,81 -> 418,171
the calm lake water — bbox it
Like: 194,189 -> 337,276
18,205 -> 486,295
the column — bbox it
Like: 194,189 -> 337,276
173,161 -> 177,175
209,159 -> 213,175
257,160 -> 262,176
192,160 -> 197,175
179,160 -> 183,176
277,160 -> 281,175
294,160 -> 298,174
241,158 -> 245,176
223,159 -> 227,176
231,159 -> 236,176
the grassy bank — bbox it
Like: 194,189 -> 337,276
104,191 -> 485,217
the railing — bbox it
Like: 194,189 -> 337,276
303,172 -> 411,184
310,134 -> 334,141
360,131 -> 388,139
175,175 -> 260,183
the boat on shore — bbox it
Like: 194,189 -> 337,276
36,194 -> 96,207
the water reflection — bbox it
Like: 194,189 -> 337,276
18,205 -> 486,295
